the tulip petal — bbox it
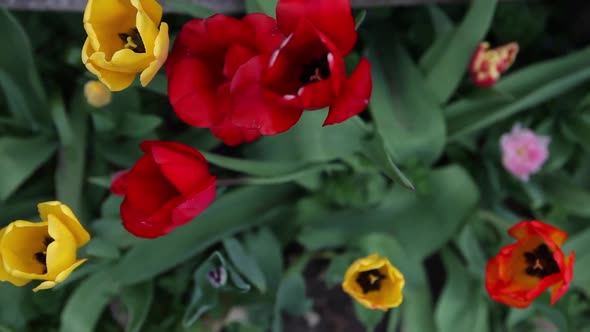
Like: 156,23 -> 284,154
0,228 -> 30,286
132,0 -> 163,25
83,61 -> 136,92
123,153 -> 180,217
167,57 -> 221,128
45,214 -> 78,280
1,221 -> 49,277
243,13 -> 286,54
231,56 -> 304,135
276,0 -> 357,55
324,57 -> 372,126
149,143 -> 212,195
140,22 -> 169,87
172,177 -> 217,226
38,202 -> 91,248
210,85 -> 261,145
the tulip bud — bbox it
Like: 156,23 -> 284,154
84,80 -> 112,108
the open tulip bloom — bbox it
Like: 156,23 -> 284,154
485,220 -> 575,308
0,202 -> 90,292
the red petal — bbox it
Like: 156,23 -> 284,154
223,44 -> 257,80
230,56 -> 304,135
323,57 -> 372,126
167,57 -> 223,128
172,177 -> 217,226
110,169 -> 129,196
276,0 -> 357,55
509,220 -> 569,247
211,85 -> 261,145
122,153 -> 179,217
148,142 -> 212,196
173,15 -> 254,62
243,13 -> 286,54
121,196 -> 182,238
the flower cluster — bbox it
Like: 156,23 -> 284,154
0,202 -> 90,291
165,0 -> 372,145
8,0 -> 566,313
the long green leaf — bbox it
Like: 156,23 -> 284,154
0,137 -> 56,201
113,184 -> 297,285
423,0 -> 498,103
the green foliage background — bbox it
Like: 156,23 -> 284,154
1,0 -> 590,331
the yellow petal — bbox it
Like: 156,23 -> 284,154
0,227 -> 30,286
91,49 -> 152,73
84,60 -> 137,92
32,258 -> 87,292
131,0 -> 163,25
45,214 -> 78,280
32,280 -> 56,292
135,9 -> 159,54
84,22 -> 129,61
83,0 -> 135,26
0,221 -> 49,277
38,201 -> 90,248
140,22 -> 169,87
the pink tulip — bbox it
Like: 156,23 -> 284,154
500,124 -> 550,181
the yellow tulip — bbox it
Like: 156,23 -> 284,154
0,201 -> 91,292
84,80 -> 112,107
342,254 -> 405,310
81,0 -> 169,91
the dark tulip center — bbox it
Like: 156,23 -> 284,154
118,28 -> 146,53
299,54 -> 330,85
356,269 -> 385,294
34,236 -> 54,274
524,243 -> 560,278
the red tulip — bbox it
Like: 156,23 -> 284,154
485,220 -> 575,308
166,14 -> 285,145
118,141 -> 216,238
469,41 -> 519,87
231,0 -> 372,132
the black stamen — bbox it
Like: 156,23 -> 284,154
118,28 -> 146,53
356,269 -> 386,294
524,244 -> 560,278
299,55 -> 330,85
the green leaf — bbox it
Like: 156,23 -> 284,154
0,70 -> 34,128
118,113 -> 162,137
354,302 -> 385,332
275,273 -> 311,318
0,136 -> 56,201
354,10 -> 367,30
0,283 -> 29,330
245,0 -> 277,16
537,174 -> 590,218
0,8 -> 47,127
244,228 -> 284,291
299,166 -> 479,259
223,237 -> 267,292
561,114 -> 590,152
366,34 -> 446,165
166,0 -> 216,18
54,92 -> 89,218
121,281 -> 154,332
362,136 -> 415,191
446,45 -> 590,139
423,0 -> 498,103
434,250 -> 489,332
84,238 -> 120,259
60,269 -> 120,332
113,184 -> 296,285
243,110 -> 367,163
426,5 -> 454,37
